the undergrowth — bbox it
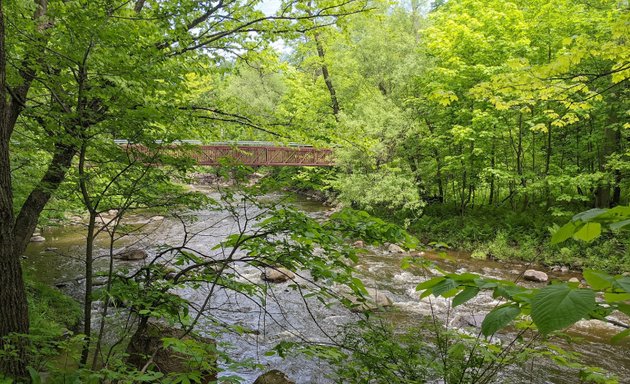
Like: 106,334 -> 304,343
411,205 -> 630,273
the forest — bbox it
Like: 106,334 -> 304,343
0,0 -> 629,383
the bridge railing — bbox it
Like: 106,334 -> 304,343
118,141 -> 333,167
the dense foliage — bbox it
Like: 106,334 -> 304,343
1,0 -> 629,382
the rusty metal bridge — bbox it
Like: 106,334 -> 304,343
117,141 -> 334,167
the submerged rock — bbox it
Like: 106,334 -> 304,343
115,249 -> 148,261
452,313 -> 486,328
349,287 -> 394,312
388,243 -> 405,254
261,267 -> 295,283
253,370 -> 295,384
30,235 -> 46,242
353,240 -> 365,248
523,269 -> 548,282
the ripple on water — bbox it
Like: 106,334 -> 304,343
23,193 -> 630,384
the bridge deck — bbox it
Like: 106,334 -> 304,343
193,145 -> 333,166
126,143 -> 334,167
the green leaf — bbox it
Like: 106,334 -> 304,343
572,222 -> 601,242
415,276 -> 445,291
531,284 -> 596,335
603,292 -> 630,302
452,286 -> 480,307
27,367 -> 41,384
572,208 -> 607,222
551,221 -> 578,244
609,219 -> 630,231
583,270 -> 614,290
431,278 -> 459,297
616,303 -> 630,316
481,304 -> 521,337
611,328 -> 630,344
613,277 -> 630,293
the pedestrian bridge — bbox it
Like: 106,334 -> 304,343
116,140 -> 334,167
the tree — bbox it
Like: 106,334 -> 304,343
0,0 -> 368,377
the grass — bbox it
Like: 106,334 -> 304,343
409,205 -> 630,274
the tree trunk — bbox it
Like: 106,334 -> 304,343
489,139 -> 495,205
313,32 -> 340,118
79,140 -> 96,366
0,144 -> 29,378
80,213 -> 96,366
0,0 -> 29,376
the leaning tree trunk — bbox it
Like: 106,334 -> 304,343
0,140 -> 30,379
0,0 -> 29,376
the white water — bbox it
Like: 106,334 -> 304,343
24,192 -> 630,383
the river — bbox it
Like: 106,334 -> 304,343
23,190 -> 630,383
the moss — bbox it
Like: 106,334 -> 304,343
26,279 -> 82,338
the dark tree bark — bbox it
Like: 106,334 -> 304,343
0,0 -> 76,377
0,0 -> 29,377
313,32 -> 340,118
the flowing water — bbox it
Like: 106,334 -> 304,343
23,191 -> 630,383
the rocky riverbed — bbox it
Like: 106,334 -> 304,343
23,191 -> 630,383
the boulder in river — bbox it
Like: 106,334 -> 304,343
523,269 -> 548,282
30,235 -> 46,242
253,370 -> 295,384
452,313 -> 486,329
126,321 -> 217,383
349,287 -> 394,312
261,267 -> 295,283
568,277 -> 580,284
388,243 -> 405,254
115,249 -> 148,261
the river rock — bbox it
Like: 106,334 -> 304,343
253,370 -> 295,384
30,235 -> 46,242
44,247 -> 58,252
92,276 -> 109,287
261,267 -> 295,283
349,287 -> 393,312
69,215 -> 84,223
523,269 -> 548,282
115,249 -> 148,261
126,321 -> 217,383
388,243 -> 405,254
150,215 -> 165,222
568,277 -> 580,284
452,313 -> 485,328
353,240 -> 365,248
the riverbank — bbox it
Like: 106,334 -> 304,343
272,167 -> 630,274
410,204 -> 630,274
21,184 -> 630,383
